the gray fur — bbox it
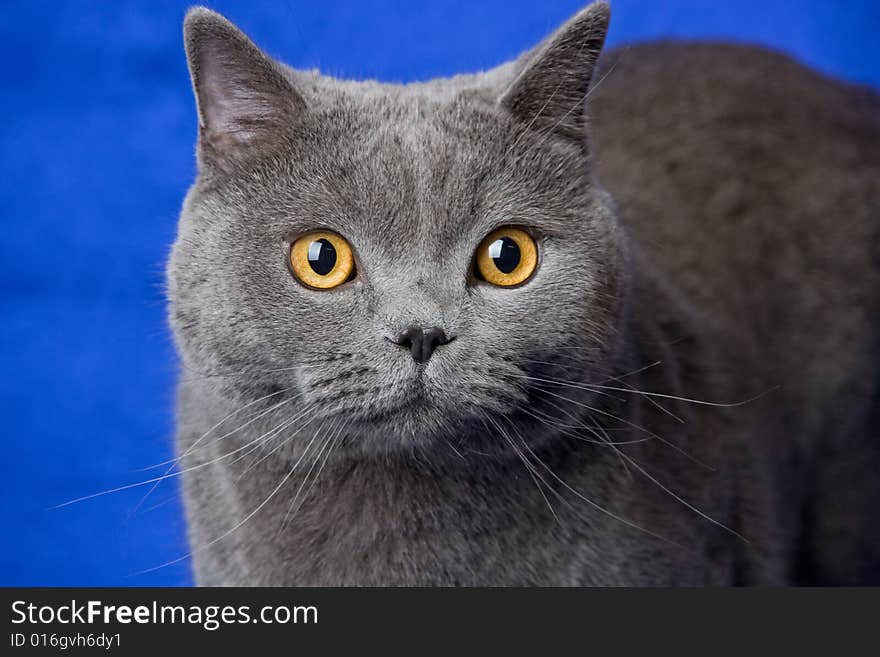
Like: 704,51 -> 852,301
168,3 -> 880,585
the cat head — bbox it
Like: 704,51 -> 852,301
169,3 -> 629,458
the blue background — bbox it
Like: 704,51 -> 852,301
2,0 -> 878,586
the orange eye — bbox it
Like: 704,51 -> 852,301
475,227 -> 538,287
289,231 -> 356,290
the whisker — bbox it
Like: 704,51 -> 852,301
520,358 -> 586,372
517,366 -> 628,403
584,383 -> 780,409
520,396 -> 650,446
617,451 -> 749,543
444,438 -> 465,460
529,383 -> 716,471
522,369 -> 775,410
131,412 -> 330,576
278,416 -> 346,533
585,411 -> 634,481
481,413 -> 561,525
138,388 -> 304,471
233,407 -> 323,480
609,379 -> 685,424
53,400 -> 316,509
503,415 -> 682,549
128,387 -> 298,517
594,360 -> 662,384
521,390 -> 638,479
176,362 -> 333,384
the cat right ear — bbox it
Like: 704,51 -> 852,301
499,2 -> 610,145
183,7 -> 305,173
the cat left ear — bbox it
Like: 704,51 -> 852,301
499,2 -> 610,144
183,7 -> 306,172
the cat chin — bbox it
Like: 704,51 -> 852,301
274,395 -> 560,465
334,407 -> 468,452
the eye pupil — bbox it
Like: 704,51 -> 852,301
488,237 -> 521,274
307,238 -> 337,275
475,227 -> 537,287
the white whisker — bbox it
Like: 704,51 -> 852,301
529,383 -> 716,471
481,413 -> 561,525
278,416 -> 346,533
131,413 -> 330,576
53,400 -> 316,509
503,415 -> 681,549
617,451 -> 748,543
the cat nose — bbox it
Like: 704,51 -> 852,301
394,326 -> 451,364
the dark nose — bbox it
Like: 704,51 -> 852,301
395,326 -> 450,364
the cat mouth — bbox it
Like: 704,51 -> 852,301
360,387 -> 435,423
322,378 -> 457,440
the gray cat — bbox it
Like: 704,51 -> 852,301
168,3 -> 880,585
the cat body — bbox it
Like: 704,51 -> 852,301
169,4 -> 880,585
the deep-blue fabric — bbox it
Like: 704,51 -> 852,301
2,1 -> 878,585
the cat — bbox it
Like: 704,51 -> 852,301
168,2 -> 880,585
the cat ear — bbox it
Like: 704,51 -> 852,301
499,2 -> 610,144
183,7 -> 306,172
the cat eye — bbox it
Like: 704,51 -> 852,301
474,227 -> 538,287
289,231 -> 356,289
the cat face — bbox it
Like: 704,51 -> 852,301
169,3 -> 626,457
